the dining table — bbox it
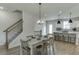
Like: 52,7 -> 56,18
24,37 -> 54,55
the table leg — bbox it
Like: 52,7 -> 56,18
30,46 -> 33,55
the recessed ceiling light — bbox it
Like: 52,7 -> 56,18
0,6 -> 4,10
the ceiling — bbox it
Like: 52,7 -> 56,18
0,3 -> 78,20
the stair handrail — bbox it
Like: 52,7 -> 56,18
3,19 -> 23,32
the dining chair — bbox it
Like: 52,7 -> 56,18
42,40 -> 49,55
42,37 -> 55,55
54,32 -> 59,41
49,37 -> 55,55
36,45 -> 43,55
20,39 -> 31,55
63,33 -> 69,42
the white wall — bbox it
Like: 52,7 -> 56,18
23,11 -> 37,36
0,10 -> 22,45
71,4 -> 79,17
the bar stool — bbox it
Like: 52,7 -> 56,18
54,32 -> 59,41
58,33 -> 64,41
69,34 -> 76,44
63,33 -> 69,42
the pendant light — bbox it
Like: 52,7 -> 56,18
69,12 -> 72,23
57,14 -> 61,24
57,20 -> 61,24
37,3 -> 44,24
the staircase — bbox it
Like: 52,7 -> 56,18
4,19 -> 23,49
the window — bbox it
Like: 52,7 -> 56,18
42,24 -> 46,35
63,21 -> 70,29
48,24 -> 53,34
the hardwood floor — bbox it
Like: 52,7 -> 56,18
0,45 -> 20,55
54,41 -> 79,55
0,41 -> 79,55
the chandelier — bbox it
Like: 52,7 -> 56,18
37,3 -> 44,24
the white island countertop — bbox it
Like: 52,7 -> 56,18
68,31 -> 79,34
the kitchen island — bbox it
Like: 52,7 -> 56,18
68,32 -> 79,45
54,31 -> 79,45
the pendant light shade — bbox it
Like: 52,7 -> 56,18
57,14 -> 61,24
57,20 -> 61,24
69,19 -> 72,23
69,12 -> 72,23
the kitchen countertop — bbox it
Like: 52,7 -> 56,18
68,32 -> 79,34
53,31 -> 79,34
